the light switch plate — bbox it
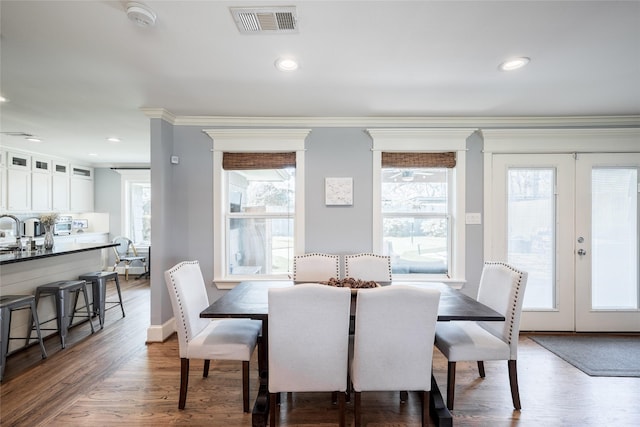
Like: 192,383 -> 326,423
170,155 -> 179,164
465,212 -> 482,225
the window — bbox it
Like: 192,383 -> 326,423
118,169 -> 151,248
368,129 -> 469,282
224,154 -> 295,276
382,166 -> 451,275
208,129 -> 309,287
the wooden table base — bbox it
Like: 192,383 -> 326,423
249,376 -> 453,427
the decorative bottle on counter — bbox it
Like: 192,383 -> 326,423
43,225 -> 55,250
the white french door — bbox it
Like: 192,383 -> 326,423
491,154 -> 576,331
574,154 -> 640,331
490,153 -> 640,331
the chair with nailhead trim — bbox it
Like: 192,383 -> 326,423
344,253 -> 392,282
434,262 -> 528,410
293,253 -> 340,282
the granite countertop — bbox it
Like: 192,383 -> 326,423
0,242 -> 118,265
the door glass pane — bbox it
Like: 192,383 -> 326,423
508,169 -> 555,309
592,168 -> 638,309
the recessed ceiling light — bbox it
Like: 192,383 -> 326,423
88,153 -> 98,157
25,137 -> 42,142
275,57 -> 299,72
107,137 -> 121,142
499,57 -> 530,71
0,95 -> 7,103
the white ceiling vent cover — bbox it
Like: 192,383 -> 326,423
230,6 -> 297,34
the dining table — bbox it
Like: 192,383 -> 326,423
200,280 -> 505,427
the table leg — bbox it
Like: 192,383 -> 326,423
430,375 -> 453,427
252,318 -> 270,427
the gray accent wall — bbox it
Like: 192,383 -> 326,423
142,121 -> 487,338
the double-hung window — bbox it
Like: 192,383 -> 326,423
381,153 -> 454,275
224,153 -> 295,277
369,129 -> 469,282
208,129 -> 309,288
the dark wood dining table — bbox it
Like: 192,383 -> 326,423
200,280 -> 505,427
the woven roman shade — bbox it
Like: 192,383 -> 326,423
223,152 -> 296,170
382,152 -> 456,168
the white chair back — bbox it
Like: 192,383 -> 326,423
293,253 -> 340,281
344,253 -> 392,281
477,262 -> 529,359
351,285 -> 440,392
164,260 -> 210,358
268,283 -> 351,393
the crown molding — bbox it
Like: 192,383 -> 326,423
140,108 -> 176,123
139,110 -> 640,128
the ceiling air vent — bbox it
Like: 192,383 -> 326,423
230,6 -> 298,34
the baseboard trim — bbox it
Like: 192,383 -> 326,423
146,318 -> 176,343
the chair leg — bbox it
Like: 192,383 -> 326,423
337,389 -> 345,427
422,390 -> 430,427
1,306 -> 10,381
242,360 -> 250,413
203,360 -> 210,377
112,274 -> 126,317
400,390 -> 408,402
179,358 -> 189,409
446,361 -> 456,410
354,391 -> 362,427
477,360 -> 486,378
508,360 -> 522,410
30,300 -> 47,360
269,392 -> 278,427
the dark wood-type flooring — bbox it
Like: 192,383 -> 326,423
2,277 -> 639,426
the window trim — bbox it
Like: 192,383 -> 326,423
206,129 -> 310,289
368,128 -> 472,284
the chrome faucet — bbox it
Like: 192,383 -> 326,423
0,214 -> 22,248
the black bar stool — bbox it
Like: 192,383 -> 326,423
1,295 -> 48,381
29,280 -> 95,349
78,271 -> 125,329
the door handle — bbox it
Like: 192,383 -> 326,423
577,249 -> 587,256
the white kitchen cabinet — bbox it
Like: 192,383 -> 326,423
31,156 -> 52,211
69,165 -> 94,212
7,152 -> 31,211
31,172 -> 52,211
52,161 -> 70,212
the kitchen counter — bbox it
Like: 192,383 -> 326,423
0,242 -> 117,265
0,239 -> 115,352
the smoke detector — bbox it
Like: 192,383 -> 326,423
230,6 -> 297,34
126,2 -> 157,27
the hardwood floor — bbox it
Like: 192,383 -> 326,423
2,278 -> 639,426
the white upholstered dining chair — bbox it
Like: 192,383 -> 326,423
164,260 -> 262,411
350,285 -> 441,427
344,253 -> 392,281
434,261 -> 528,410
292,252 -> 340,281
268,283 -> 351,427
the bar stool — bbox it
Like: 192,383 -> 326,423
29,280 -> 95,349
78,271 -> 125,329
1,295 -> 48,381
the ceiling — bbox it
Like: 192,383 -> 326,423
1,1 -> 639,167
